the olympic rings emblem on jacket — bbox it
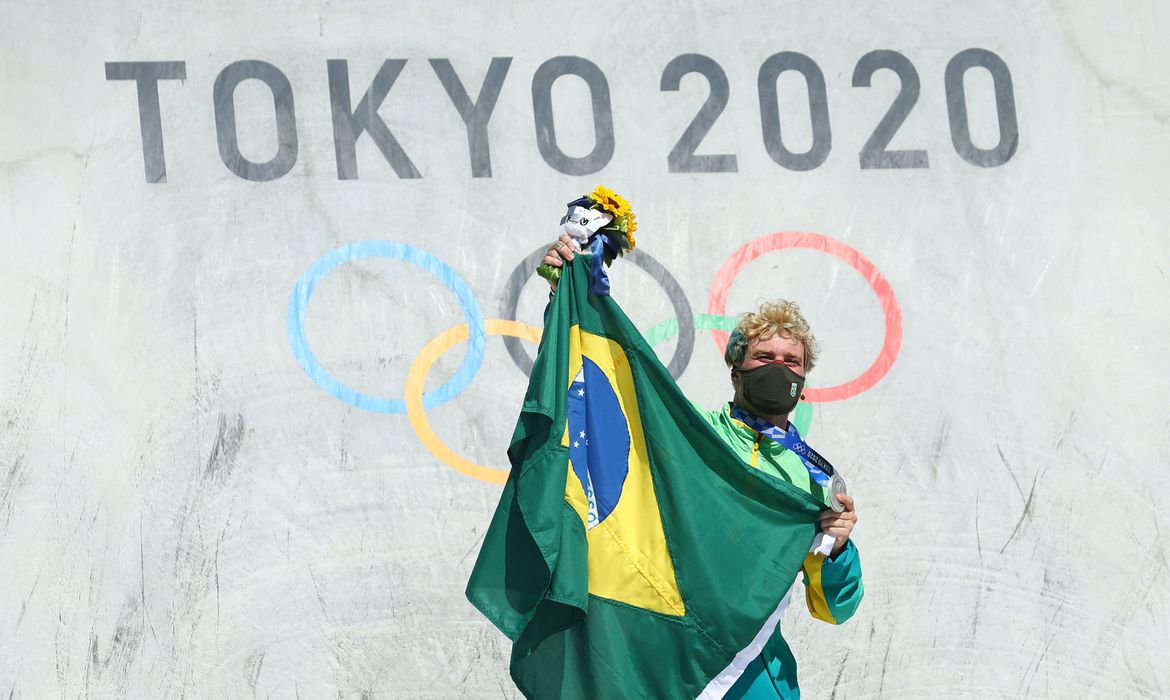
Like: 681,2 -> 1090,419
287,232 -> 902,484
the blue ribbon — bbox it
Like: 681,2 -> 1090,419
587,232 -> 622,297
730,404 -> 838,487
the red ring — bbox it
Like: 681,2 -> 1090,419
708,231 -> 902,403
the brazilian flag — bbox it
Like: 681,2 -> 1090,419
467,254 -> 824,698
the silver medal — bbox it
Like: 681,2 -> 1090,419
828,473 -> 848,512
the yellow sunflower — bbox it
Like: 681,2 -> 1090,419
589,184 -> 631,219
625,212 -> 638,250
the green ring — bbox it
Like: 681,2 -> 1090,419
646,313 -> 814,436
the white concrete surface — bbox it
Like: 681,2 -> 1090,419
1,1 -> 1168,697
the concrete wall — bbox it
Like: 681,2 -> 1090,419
2,1 -> 1168,697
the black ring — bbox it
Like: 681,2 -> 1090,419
500,246 -> 695,379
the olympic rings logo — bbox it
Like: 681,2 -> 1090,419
287,232 -> 902,484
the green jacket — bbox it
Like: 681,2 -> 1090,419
695,403 -> 865,699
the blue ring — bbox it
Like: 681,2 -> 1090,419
286,241 -> 486,414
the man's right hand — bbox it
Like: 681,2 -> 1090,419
539,233 -> 580,291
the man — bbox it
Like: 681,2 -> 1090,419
541,234 -> 863,699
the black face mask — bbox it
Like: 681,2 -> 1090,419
733,362 -> 804,417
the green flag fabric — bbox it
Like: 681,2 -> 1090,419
466,254 -> 825,699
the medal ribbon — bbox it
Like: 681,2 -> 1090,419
730,404 -> 839,487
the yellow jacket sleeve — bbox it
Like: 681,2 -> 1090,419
802,539 -> 864,624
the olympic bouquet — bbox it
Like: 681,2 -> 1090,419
538,185 -> 637,296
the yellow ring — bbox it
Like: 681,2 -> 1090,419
405,319 -> 543,483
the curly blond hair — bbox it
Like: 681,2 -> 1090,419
723,300 -> 820,371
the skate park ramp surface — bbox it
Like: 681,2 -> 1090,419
1,1 -> 1168,697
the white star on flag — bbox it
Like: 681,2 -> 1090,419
579,431 -> 586,438
573,441 -> 580,448
577,388 -> 585,396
